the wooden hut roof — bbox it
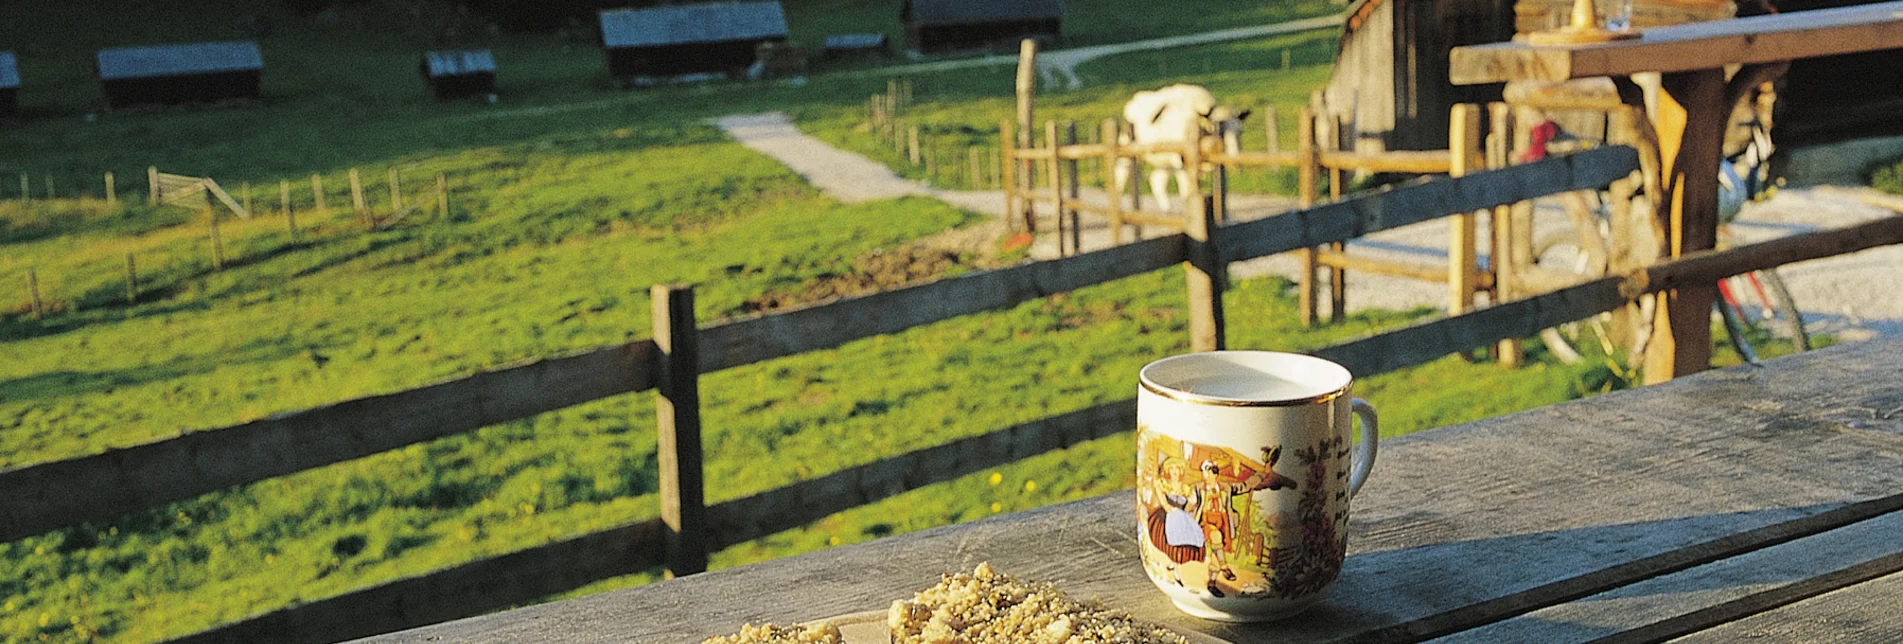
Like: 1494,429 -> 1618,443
424,50 -> 497,77
905,0 -> 1064,25
96,41 -> 262,81
0,52 -> 18,90
823,33 -> 888,50
598,2 -> 789,48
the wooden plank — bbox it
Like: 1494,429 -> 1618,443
652,284 -> 707,578
0,342 -> 656,542
1642,215 -> 1903,294
694,234 -> 1187,374
706,400 -> 1134,550
1670,569 -> 1903,643
1449,104 -> 1481,317
168,518 -> 666,644
1207,150 -> 1301,167
359,341 -> 1903,644
205,180 -> 251,219
1449,1 -> 1903,85
1440,506 -> 1903,642
1320,150 -> 1453,174
1218,145 -> 1641,265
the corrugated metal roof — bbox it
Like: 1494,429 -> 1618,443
908,0 -> 1064,25
823,33 -> 887,50
97,41 -> 262,81
599,1 -> 789,48
424,50 -> 497,77
0,52 -> 18,89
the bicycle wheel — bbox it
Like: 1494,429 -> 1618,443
1722,268 -> 1811,354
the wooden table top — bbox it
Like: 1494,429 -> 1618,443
357,339 -> 1903,643
1450,0 -> 1903,84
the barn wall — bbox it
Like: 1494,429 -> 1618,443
607,39 -> 781,78
913,19 -> 1060,53
1325,1 -> 1397,153
102,71 -> 260,109
1325,0 -> 1510,153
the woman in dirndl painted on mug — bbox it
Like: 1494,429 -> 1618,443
1146,456 -> 1207,589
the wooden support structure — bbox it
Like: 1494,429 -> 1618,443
1327,113 -> 1346,322
1297,107 -> 1321,327
1265,105 -> 1280,153
1449,104 -> 1482,317
1064,121 -> 1081,255
389,169 -> 403,212
207,204 -> 225,271
999,120 -> 1019,232
349,169 -> 367,220
1046,120 -> 1065,255
1102,119 -> 1124,245
1015,40 -> 1038,233
105,172 -> 116,203
652,284 -> 706,578
1489,102 -> 1524,367
1642,69 -> 1725,383
25,269 -> 42,320
124,254 -> 137,305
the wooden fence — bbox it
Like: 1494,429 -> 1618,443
6,140 -> 1903,643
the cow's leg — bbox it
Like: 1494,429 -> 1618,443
1114,157 -> 1134,204
1149,168 -> 1173,212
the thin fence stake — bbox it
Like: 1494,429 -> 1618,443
312,174 -> 328,216
969,147 -> 983,189
652,284 -> 707,578
124,254 -> 138,305
389,168 -> 402,212
1065,120 -> 1081,255
349,169 -> 367,221
1103,118 -> 1124,245
44,175 -> 53,199
242,181 -> 253,216
207,205 -> 225,271
436,172 -> 449,220
26,269 -> 43,320
148,166 -> 159,205
105,172 -> 116,203
908,126 -> 921,165
1265,105 -> 1281,153
282,180 -> 298,242
19,174 -> 28,202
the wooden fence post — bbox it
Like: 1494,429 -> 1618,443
1016,39 -> 1038,233
908,126 -> 920,165
924,141 -> 936,182
1102,118 -> 1124,245
1283,48 -> 1292,71
1065,121 -> 1082,255
105,172 -> 116,203
148,166 -> 159,205
1046,120 -> 1064,255
968,147 -> 982,189
437,172 -> 449,220
207,204 -> 225,271
1488,101 -> 1523,367
242,181 -> 253,216
26,269 -> 43,320
349,169 -> 367,221
124,254 -> 137,305
1297,107 -> 1320,327
999,120 -> 1019,232
1265,105 -> 1281,153
1185,167 -> 1226,357
19,174 -> 28,202
312,174 -> 328,216
1327,114 -> 1346,322
1449,104 -> 1481,319
282,180 -> 298,242
652,284 -> 707,578
389,168 -> 402,212
44,175 -> 53,199
1643,70 -> 1726,384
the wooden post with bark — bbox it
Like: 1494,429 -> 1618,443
1643,70 -> 1726,383
1016,39 -> 1038,233
26,269 -> 43,320
281,180 -> 298,243
1065,121 -> 1081,255
1103,119 -> 1125,245
1488,102 -> 1523,366
652,284 -> 707,578
1297,107 -> 1321,327
1448,104 -> 1482,318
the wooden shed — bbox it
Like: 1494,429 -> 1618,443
0,52 -> 18,119
822,33 -> 890,60
598,2 -> 789,81
422,50 -> 497,100
96,41 -> 262,109
902,0 -> 1063,54
1322,0 -> 1515,153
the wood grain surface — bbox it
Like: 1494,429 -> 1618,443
352,339 -> 1903,644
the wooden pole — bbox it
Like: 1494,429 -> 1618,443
1328,114 -> 1346,322
26,269 -> 42,320
349,168 -> 367,221
1265,105 -> 1281,152
1643,69 -> 1726,384
1282,48 -> 1292,70
999,121 -> 1018,232
924,142 -> 937,182
1184,114 -> 1225,353
242,181 -> 253,216
1016,39 -> 1038,233
1103,118 -> 1124,245
652,284 -> 707,578
44,175 -> 53,199
19,174 -> 28,202
282,180 -> 298,242
437,172 -> 449,220
969,147 -> 983,189
207,204 -> 224,271
1449,104 -> 1481,318
1488,102 -> 1522,367
1047,120 -> 1065,255
148,166 -> 159,205
1297,107 -> 1320,327
908,126 -> 921,165
124,254 -> 137,305
105,172 -> 116,203
389,168 -> 402,212
1065,121 -> 1081,255
312,174 -> 328,216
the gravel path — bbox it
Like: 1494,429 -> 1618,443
718,112 -> 1902,342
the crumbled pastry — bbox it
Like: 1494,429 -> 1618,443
887,563 -> 1187,644
702,622 -> 844,644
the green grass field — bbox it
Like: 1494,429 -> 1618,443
0,1 -> 1706,642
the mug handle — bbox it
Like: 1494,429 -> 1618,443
1348,398 -> 1379,498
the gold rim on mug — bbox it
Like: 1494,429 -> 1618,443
1137,378 -> 1350,407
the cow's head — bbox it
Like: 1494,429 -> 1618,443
1203,105 -> 1252,155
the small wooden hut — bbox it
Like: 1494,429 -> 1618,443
422,50 -> 497,100
1322,0 -> 1515,153
902,0 -> 1064,54
598,2 -> 789,81
0,52 -> 18,118
96,41 -> 262,109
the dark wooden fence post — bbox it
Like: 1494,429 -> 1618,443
1184,115 -> 1225,352
1064,120 -> 1081,255
124,254 -> 138,305
282,180 -> 297,242
1102,119 -> 1124,245
26,269 -> 43,320
652,284 -> 707,578
207,200 -> 225,271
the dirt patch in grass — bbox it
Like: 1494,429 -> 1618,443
741,222 -> 1018,314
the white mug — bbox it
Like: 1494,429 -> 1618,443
1135,351 -> 1378,621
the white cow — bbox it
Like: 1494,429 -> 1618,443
1114,84 -> 1249,212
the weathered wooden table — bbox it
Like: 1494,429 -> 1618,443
359,340 -> 1903,643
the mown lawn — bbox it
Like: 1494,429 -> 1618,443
0,1 -> 1660,642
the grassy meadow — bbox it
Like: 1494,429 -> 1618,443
0,1 -> 1682,642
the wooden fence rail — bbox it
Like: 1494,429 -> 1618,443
166,211 -> 1903,644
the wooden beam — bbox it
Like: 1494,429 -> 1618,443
0,342 -> 656,542
1642,69 -> 1725,384
1298,108 -> 1320,327
1449,1 -> 1903,84
652,285 -> 707,578
1449,104 -> 1482,317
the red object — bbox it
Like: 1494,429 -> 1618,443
1002,232 -> 1034,253
1520,120 -> 1562,163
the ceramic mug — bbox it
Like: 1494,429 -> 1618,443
1135,351 -> 1378,621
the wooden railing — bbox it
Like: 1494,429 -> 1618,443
12,142 -> 1903,643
